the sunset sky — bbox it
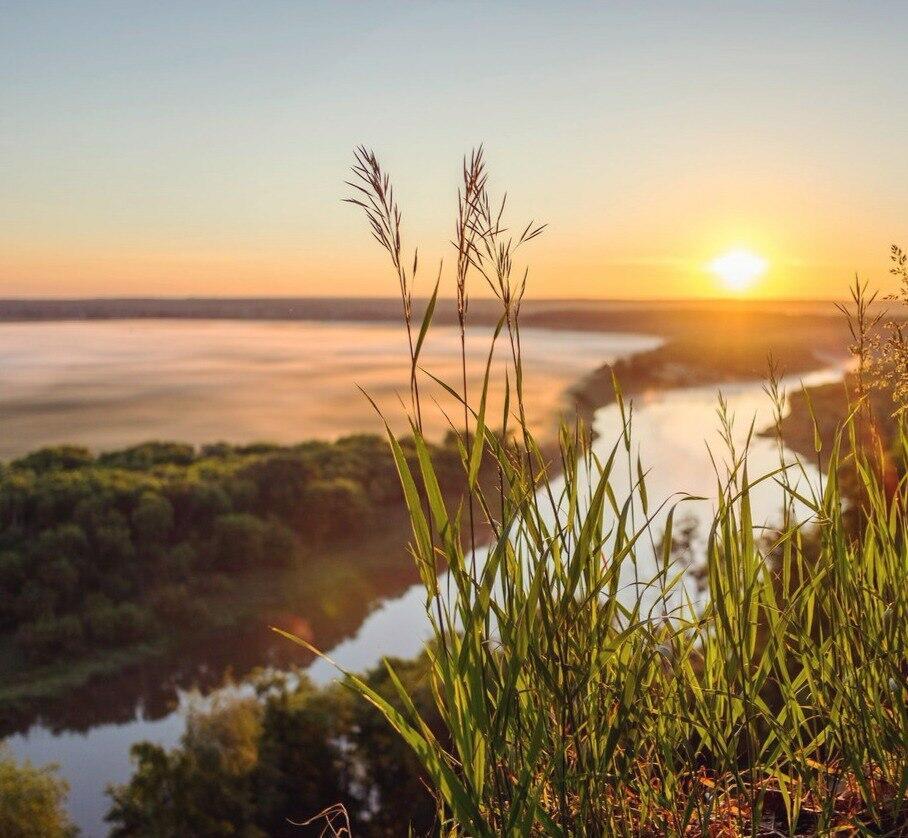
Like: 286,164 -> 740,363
2,2 -> 906,300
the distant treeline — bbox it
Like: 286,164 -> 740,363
0,297 -> 851,336
0,436 -> 461,669
0,297 -> 504,324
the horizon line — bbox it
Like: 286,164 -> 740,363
0,294 -> 851,305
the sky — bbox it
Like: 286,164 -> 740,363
1,1 -> 906,300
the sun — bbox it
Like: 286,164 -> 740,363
708,249 -> 768,293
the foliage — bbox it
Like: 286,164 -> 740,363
0,435 -> 460,672
107,698 -> 264,837
867,245 -> 908,409
14,614 -> 85,664
291,150 -> 908,835
106,656 -> 443,836
0,746 -> 76,838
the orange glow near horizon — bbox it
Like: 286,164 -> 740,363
3,4 -> 906,302
0,233 -> 893,302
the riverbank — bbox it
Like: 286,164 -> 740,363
0,431 -> 474,732
4,318 -> 858,837
772,373 -> 899,462
0,503 -> 425,732
0,318 -> 850,728
570,327 -> 846,431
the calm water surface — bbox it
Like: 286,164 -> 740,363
2,321 -> 848,836
0,320 -> 659,457
3,320 -> 661,837
310,365 -> 845,681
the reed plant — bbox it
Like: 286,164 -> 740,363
281,151 -> 907,836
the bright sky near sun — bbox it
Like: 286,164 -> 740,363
1,2 -> 906,300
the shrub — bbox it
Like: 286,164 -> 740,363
0,746 -> 76,838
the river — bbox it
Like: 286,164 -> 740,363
2,320 -> 663,836
1,321 -> 847,836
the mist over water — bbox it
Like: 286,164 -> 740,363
0,320 -> 850,837
0,321 -> 661,458
2,319 -> 660,837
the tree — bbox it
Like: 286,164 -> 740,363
107,700 -> 264,837
12,445 -> 93,473
99,442 -> 195,470
252,684 -> 352,836
347,654 -> 442,836
131,492 -> 174,543
106,664 -> 442,836
210,513 -> 268,571
14,614 -> 84,663
0,746 -> 76,838
0,436 -> 389,671
299,478 -> 371,541
84,599 -> 154,646
240,454 -> 315,522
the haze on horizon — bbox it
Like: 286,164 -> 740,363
2,1 -> 906,301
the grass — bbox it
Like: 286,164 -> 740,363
570,330 -> 838,432
280,148 -> 908,836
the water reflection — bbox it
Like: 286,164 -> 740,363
2,321 -> 658,837
0,508 -> 423,737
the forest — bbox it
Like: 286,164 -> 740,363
0,436 -> 461,680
